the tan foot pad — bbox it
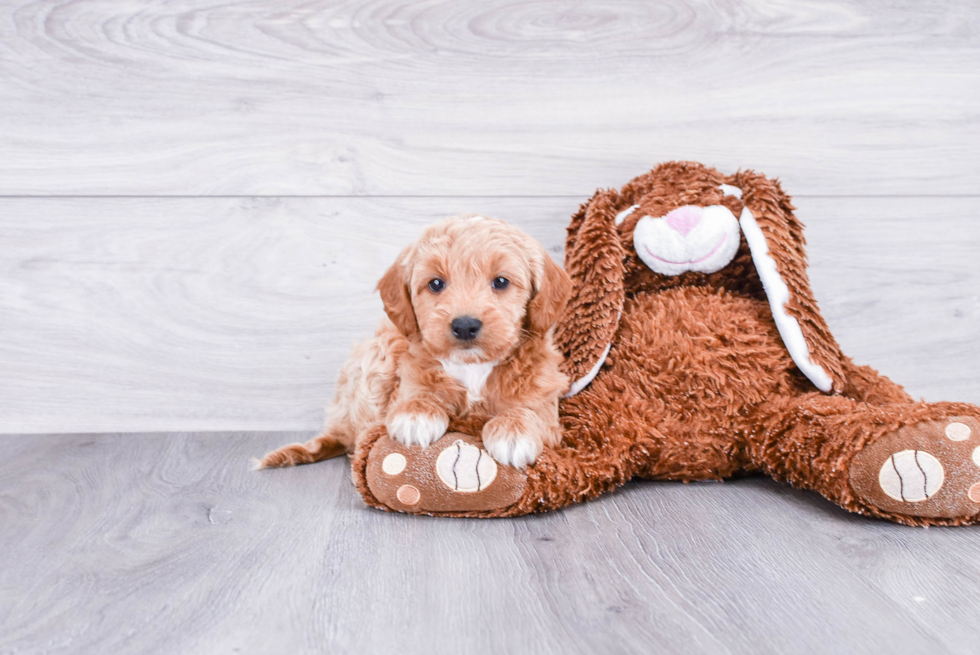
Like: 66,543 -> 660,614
365,432 -> 526,514
850,417 -> 980,519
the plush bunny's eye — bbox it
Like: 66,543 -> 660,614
428,278 -> 446,293
492,277 -> 510,290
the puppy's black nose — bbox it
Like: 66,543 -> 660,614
451,316 -> 482,341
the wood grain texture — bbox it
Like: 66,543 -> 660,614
0,0 -> 977,196
804,196 -> 980,402
2,430 -> 979,655
2,196 -> 978,434
3,2 -> 979,653
0,197 -> 564,433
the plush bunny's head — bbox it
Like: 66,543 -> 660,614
556,161 -> 847,396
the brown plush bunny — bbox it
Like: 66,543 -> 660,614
354,162 -> 980,526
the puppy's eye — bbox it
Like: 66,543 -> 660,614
491,277 -> 510,290
428,278 -> 446,293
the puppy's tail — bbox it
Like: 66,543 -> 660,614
253,431 -> 350,470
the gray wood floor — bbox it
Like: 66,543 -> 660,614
1,1 -> 979,653
5,431 -> 980,655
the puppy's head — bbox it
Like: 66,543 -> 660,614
377,215 -> 570,363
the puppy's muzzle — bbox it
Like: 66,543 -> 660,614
451,316 -> 482,341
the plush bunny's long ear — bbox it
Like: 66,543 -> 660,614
734,171 -> 846,393
376,245 -> 419,338
554,190 -> 626,396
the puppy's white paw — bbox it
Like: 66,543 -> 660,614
483,432 -> 542,468
387,412 -> 448,448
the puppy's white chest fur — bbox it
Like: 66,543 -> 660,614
438,358 -> 498,402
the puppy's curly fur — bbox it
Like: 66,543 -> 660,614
258,215 -> 571,469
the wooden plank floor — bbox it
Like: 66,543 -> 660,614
1,1 -> 979,653
4,431 -> 980,655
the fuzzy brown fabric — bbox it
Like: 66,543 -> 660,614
353,162 -> 980,526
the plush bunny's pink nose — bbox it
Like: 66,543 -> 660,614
664,206 -> 702,236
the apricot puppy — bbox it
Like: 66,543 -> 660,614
258,215 -> 571,469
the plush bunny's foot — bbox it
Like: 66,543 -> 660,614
850,416 -> 980,523
362,431 -> 527,516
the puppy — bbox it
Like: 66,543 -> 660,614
258,215 -> 571,469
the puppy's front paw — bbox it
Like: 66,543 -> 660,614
482,415 -> 543,468
386,405 -> 449,448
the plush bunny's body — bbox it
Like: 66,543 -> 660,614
355,162 -> 980,525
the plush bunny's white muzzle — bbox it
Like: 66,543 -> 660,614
633,205 -> 741,276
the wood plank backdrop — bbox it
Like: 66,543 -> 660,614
1,1 -> 979,653
0,0 -> 978,197
0,0 -> 977,432
1,196 -> 978,433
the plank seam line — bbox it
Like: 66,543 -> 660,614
0,195 -> 978,200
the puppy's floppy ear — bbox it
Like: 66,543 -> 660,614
527,249 -> 572,335
376,246 -> 419,338
553,189 -> 626,395
734,170 -> 846,393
